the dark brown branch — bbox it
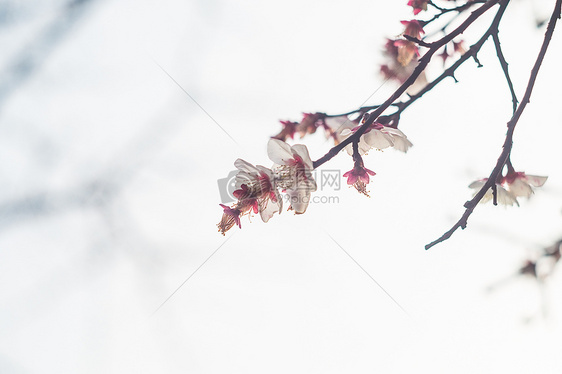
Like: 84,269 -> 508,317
425,0 -> 486,26
324,2 -> 511,126
492,31 -> 519,114
313,0 -> 502,169
395,0 -> 510,115
425,0 -> 562,250
404,35 -> 432,48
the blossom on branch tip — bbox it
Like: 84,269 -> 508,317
343,165 -> 376,196
401,20 -> 425,39
407,0 -> 429,15
233,159 -> 282,223
268,139 -> 317,214
217,159 -> 282,235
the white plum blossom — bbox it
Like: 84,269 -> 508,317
469,171 -> 548,207
468,179 -> 519,206
267,138 -> 317,214
340,122 -> 413,155
217,159 -> 282,235
233,159 -> 282,223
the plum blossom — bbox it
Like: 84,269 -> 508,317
468,179 -> 519,206
217,204 -> 241,234
272,120 -> 298,141
468,171 -> 548,207
394,39 -> 419,66
380,38 -> 427,93
407,0 -> 429,15
343,165 -> 376,196
296,112 -> 325,138
233,159 -> 283,221
503,172 -> 547,197
401,20 -> 424,39
217,159 -> 282,235
268,138 -> 317,214
340,122 -> 413,156
324,115 -> 358,145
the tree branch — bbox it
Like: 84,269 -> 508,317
492,31 -> 519,114
425,0 -> 562,250
313,0 -> 502,169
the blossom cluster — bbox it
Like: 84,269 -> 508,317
217,0 -> 555,246
381,1 -> 469,90
217,139 -> 317,235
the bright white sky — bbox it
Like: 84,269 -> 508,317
0,0 -> 561,373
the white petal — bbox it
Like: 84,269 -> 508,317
340,129 -> 353,137
259,194 -> 282,223
358,137 -> 372,155
302,175 -> 317,192
497,187 -> 519,206
479,190 -> 493,204
345,136 -> 371,156
523,175 -> 548,187
267,138 -> 294,165
256,165 -> 274,180
365,130 -> 393,150
286,188 -> 311,214
345,143 -> 354,156
235,171 -> 256,189
508,179 -> 533,198
468,180 -> 486,190
325,116 -> 354,131
383,127 -> 407,137
391,136 -> 413,153
234,158 -> 259,174
291,144 -> 314,170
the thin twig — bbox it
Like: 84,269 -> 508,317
492,31 -> 519,114
313,0 -> 502,169
425,0 -> 562,250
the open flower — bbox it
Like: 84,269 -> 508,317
268,139 -> 317,214
232,159 -> 282,223
469,171 -> 548,206
468,179 -> 519,206
217,159 -> 282,235
343,165 -> 376,196
340,122 -> 413,155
